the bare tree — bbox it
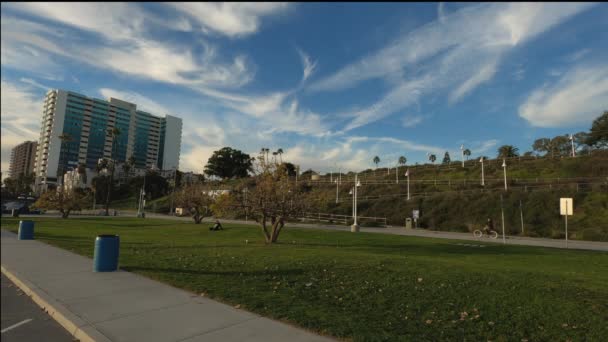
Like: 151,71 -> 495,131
33,188 -> 90,219
173,183 -> 216,224
217,156 -> 313,244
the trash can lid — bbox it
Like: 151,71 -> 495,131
96,234 -> 119,238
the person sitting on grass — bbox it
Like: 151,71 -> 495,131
209,220 -> 223,231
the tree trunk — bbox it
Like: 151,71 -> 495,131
270,219 -> 284,243
260,214 -> 271,243
61,210 -> 70,219
193,212 -> 203,224
105,169 -> 114,216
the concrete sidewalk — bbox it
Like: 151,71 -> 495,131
0,230 -> 333,342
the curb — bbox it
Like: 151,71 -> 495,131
1,265 -> 112,342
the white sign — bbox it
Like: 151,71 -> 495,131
560,198 -> 573,216
412,210 -> 420,220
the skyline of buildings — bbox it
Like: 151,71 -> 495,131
8,141 -> 37,179
32,89 -> 182,192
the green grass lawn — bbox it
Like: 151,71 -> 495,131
2,217 -> 607,341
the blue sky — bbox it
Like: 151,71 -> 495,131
2,2 -> 607,176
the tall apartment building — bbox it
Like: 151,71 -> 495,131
34,89 -> 182,192
9,141 -> 38,178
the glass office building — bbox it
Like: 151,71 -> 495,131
34,89 -> 182,192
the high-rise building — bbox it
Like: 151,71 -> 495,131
9,141 -> 37,178
34,89 -> 182,192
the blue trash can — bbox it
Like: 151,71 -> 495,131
93,235 -> 120,272
18,221 -> 35,240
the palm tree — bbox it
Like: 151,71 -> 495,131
463,149 -> 471,160
429,154 -> 437,164
272,151 -> 278,164
497,145 -> 519,159
77,163 -> 87,186
277,148 -> 284,163
104,127 -> 121,215
373,156 -> 380,168
398,156 -> 407,166
373,156 -> 380,175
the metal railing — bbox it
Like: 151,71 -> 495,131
299,212 -> 388,227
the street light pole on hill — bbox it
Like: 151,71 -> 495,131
502,159 -> 507,191
480,157 -> 485,186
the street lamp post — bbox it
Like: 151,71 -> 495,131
502,158 -> 508,191
480,157 -> 485,186
569,134 -> 576,157
405,169 -> 410,201
335,179 -> 339,204
351,174 -> 361,232
395,160 -> 399,184
461,144 -> 465,168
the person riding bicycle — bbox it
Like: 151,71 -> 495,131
483,218 -> 495,234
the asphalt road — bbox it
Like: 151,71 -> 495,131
1,273 -> 74,342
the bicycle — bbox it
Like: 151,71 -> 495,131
473,227 -> 498,239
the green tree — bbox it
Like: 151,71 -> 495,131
280,162 -> 297,177
398,156 -> 407,166
2,173 -> 35,197
429,154 -> 437,164
463,149 -> 471,160
442,151 -> 451,164
497,145 -> 519,158
204,147 -> 253,179
532,138 -> 551,157
550,135 -> 570,157
586,111 -> 608,148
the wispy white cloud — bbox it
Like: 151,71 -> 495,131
565,48 -> 591,62
2,4 -> 256,89
297,48 -> 317,83
449,59 -> 499,104
0,79 -> 43,175
519,63 -> 608,127
99,88 -> 170,115
167,3 -> 290,38
310,3 -> 596,131
438,2 -> 447,24
19,78 -> 50,91
401,114 -> 425,128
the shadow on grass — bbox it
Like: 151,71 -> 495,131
288,240 -> 554,256
122,265 -> 305,277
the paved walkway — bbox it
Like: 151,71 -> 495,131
0,230 -> 333,342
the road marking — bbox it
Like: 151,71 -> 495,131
1,319 -> 33,334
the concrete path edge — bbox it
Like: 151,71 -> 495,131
1,264 -> 112,342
